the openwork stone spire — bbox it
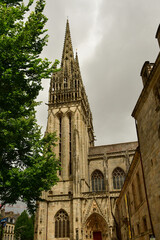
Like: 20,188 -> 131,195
61,19 -> 74,68
49,20 -> 94,145
49,20 -> 84,106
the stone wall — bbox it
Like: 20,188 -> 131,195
116,149 -> 153,240
132,27 -> 160,239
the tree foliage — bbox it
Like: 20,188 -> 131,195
0,0 -> 60,213
15,210 -> 34,240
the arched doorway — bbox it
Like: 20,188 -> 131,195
84,213 -> 109,240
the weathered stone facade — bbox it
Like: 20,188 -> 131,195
116,148 -> 153,240
132,24 -> 160,239
34,21 -> 138,240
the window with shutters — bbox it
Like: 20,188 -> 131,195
136,172 -> 143,203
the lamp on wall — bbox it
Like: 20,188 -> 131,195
149,234 -> 155,240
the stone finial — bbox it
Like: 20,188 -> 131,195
75,51 -> 79,65
75,51 -> 81,74
140,61 -> 154,86
155,24 -> 160,48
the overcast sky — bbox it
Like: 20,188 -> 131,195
36,0 -> 160,146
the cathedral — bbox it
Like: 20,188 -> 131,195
34,20 -> 138,240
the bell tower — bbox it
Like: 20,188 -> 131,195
46,20 -> 94,187
34,20 -> 96,240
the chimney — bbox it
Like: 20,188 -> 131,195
155,24 -> 160,48
140,61 -> 154,86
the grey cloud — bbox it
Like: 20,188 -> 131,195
36,0 -> 160,146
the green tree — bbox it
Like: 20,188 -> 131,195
15,210 -> 34,240
0,0 -> 60,213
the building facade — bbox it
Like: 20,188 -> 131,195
1,211 -> 19,240
3,223 -> 15,240
132,24 -> 160,239
116,148 -> 153,240
34,21 -> 137,240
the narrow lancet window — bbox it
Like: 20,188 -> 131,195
59,117 -> 62,175
75,80 -> 77,88
64,78 -> 68,88
69,116 -> 72,175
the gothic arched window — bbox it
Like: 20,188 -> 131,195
91,170 -> 105,192
55,209 -> 70,238
112,167 -> 125,189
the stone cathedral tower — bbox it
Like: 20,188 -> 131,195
47,19 -> 94,184
34,21 -> 137,240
